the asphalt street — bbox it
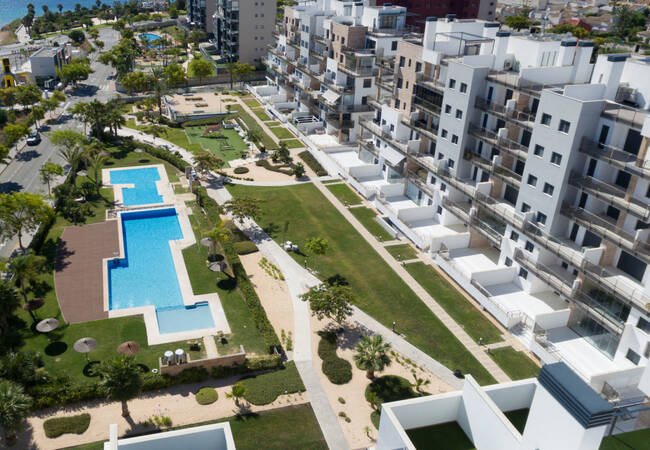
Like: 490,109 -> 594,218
0,27 -> 120,257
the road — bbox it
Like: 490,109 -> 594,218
0,27 -> 121,257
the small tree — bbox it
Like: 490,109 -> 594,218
504,15 -> 531,31
223,197 -> 261,224
50,129 -> 85,182
39,161 -> 64,195
0,192 -> 54,250
98,355 -> 143,417
29,105 -> 45,128
0,380 -> 32,445
188,58 -> 213,84
305,236 -> 329,272
354,334 -> 392,379
301,283 -> 355,326
8,252 -> 46,304
226,381 -> 246,407
293,162 -> 305,178
194,151 -> 225,176
203,220 -> 230,260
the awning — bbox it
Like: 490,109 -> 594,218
380,145 -> 406,166
322,89 -> 340,104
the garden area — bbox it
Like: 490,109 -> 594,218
226,183 -> 495,385
185,125 -> 249,166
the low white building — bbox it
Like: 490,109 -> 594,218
104,422 -> 235,450
29,46 -> 69,81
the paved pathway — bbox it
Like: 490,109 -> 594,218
311,179 -> 511,384
203,336 -> 219,357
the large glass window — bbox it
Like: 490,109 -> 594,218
569,309 -> 621,360
387,166 -> 403,184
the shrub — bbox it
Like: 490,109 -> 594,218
241,361 -> 305,405
193,186 -> 222,223
255,158 -> 294,175
180,115 -> 236,128
195,387 -> 218,405
43,414 -> 91,438
234,241 -> 258,255
365,375 -> 420,409
223,220 -> 249,242
318,331 -> 352,384
233,166 -> 250,174
298,150 -> 328,176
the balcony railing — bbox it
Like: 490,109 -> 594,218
474,97 -> 535,129
358,138 -> 380,158
415,73 -> 445,93
601,102 -> 649,130
470,153 -> 521,188
359,119 -> 410,154
318,74 -> 354,94
407,169 -> 435,198
413,96 -> 442,117
579,137 -> 650,179
441,197 -> 503,247
326,117 -> 355,130
485,71 -> 566,97
401,116 -> 438,142
468,124 -> 528,161
569,172 -> 650,221
338,64 -> 378,78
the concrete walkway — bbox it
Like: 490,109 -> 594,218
311,179 -> 511,384
203,336 -> 219,358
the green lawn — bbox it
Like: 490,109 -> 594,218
269,126 -> 295,140
349,207 -> 393,242
404,262 -> 504,345
244,98 -> 262,108
325,183 -> 362,206
504,409 -> 529,434
229,104 -> 278,150
283,139 -> 304,149
266,121 -> 281,127
241,361 -> 304,405
252,107 -> 271,122
185,126 -> 249,166
489,347 -> 540,380
407,422 -> 475,450
65,404 -> 327,450
182,204 -> 268,355
125,119 -> 203,155
600,428 -> 650,450
384,244 -> 418,261
227,184 -> 495,385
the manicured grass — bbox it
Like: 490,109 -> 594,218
600,427 -> 650,450
244,98 -> 262,108
406,422 -> 475,450
182,204 -> 268,355
65,404 -> 327,450
505,409 -> 529,434
283,139 -> 304,149
104,144 -> 183,182
241,361 -> 305,405
44,414 -> 91,438
489,347 -> 540,380
195,387 -> 219,405
298,151 -> 328,177
349,207 -> 393,242
266,121 -> 281,127
125,119 -> 203,155
227,184 -> 495,385
252,107 -> 271,122
321,179 -> 342,184
404,262 -> 503,345
229,104 -> 278,150
269,126 -> 295,140
384,244 -> 418,261
325,183 -> 362,206
185,126 -> 248,166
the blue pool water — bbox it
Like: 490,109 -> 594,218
139,33 -> 161,42
109,167 -> 163,206
108,207 -> 215,334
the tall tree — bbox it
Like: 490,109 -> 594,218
29,105 -> 45,128
85,152 -> 109,195
305,236 -> 329,272
235,62 -> 253,87
0,380 -> 32,446
188,58 -> 213,84
7,252 -> 46,304
194,151 -> 224,176
0,192 -> 54,250
105,102 -> 126,136
203,220 -> 230,260
98,355 -> 143,417
164,63 -> 187,88
150,67 -> 167,116
223,197 -> 261,224
0,281 -> 20,334
39,161 -> 64,195
354,334 -> 392,379
57,3 -> 63,13
50,129 -> 85,181
301,283 -> 355,325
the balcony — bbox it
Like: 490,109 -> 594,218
338,63 -> 378,78
318,73 -> 354,94
441,197 -> 504,248
312,34 -> 328,45
415,73 -> 445,94
401,116 -> 438,142
319,99 -> 373,114
407,169 -> 435,198
359,119 -> 411,154
358,138 -> 380,158
514,249 -> 576,299
569,172 -> 650,221
470,153 -> 521,188
474,97 -> 535,130
468,124 -> 528,161
326,116 -> 355,130
413,96 -> 442,117
485,71 -> 561,97
601,102 -> 649,130
579,137 -> 650,179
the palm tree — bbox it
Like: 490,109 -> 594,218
0,380 -> 32,445
85,152 -> 109,195
98,355 -> 143,417
8,252 -> 46,304
51,129 -> 85,183
226,381 -> 246,407
105,103 -> 126,136
354,334 -> 392,379
150,67 -> 167,116
203,220 -> 230,261
0,281 -> 20,334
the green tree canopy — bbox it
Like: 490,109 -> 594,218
164,63 -> 187,88
301,283 -> 355,325
98,355 -> 143,417
504,15 -> 531,31
188,57 -> 213,83
354,334 -> 391,379
223,196 -> 262,224
39,161 -> 64,195
0,379 -> 32,445
0,192 -> 54,249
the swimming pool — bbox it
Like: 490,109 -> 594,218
139,33 -> 162,49
108,208 -> 216,334
109,167 -> 163,206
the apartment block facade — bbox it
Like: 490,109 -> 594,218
374,0 -> 496,29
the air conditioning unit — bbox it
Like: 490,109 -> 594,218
615,84 -> 638,106
503,55 -> 516,71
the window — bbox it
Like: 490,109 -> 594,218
394,99 -> 400,109
415,62 -> 422,72
637,316 -> 650,334
408,59 -> 412,67
636,220 -> 649,230
437,206 -> 443,215
341,37 -> 345,45
455,109 -> 463,119
510,231 -> 519,241
537,212 -> 547,225
626,349 -> 641,365
448,159 -> 455,168
521,203 -> 531,213
445,104 -> 452,114
505,257 -> 512,267
534,145 -> 544,157
396,78 -> 403,89
527,175 -> 538,187
460,82 -> 467,93
543,183 -> 554,196
558,120 -> 570,133
399,56 -> 405,67
449,79 -> 456,89
550,152 -> 562,165
441,129 -> 448,139
519,268 -> 528,279
451,135 -> 458,144
391,41 -> 398,51
541,113 -> 552,126
525,241 -> 534,252
363,78 -> 372,88
440,183 -> 446,192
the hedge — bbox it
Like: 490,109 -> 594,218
317,331 -> 352,385
180,114 -> 236,128
298,150 -> 328,176
255,158 -> 294,175
193,186 -> 222,224
233,166 -> 249,174
195,387 -> 218,405
234,241 -> 258,255
43,413 -> 91,438
140,142 -> 188,172
241,361 -> 305,405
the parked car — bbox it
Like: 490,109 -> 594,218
26,132 -> 41,146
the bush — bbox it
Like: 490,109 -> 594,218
241,361 -> 305,405
234,241 -> 258,255
298,150 -> 328,177
193,186 -> 222,223
233,166 -> 250,174
365,375 -> 420,409
43,413 -> 91,438
318,331 -> 352,384
195,387 -> 218,405
180,115 -> 236,128
254,158 -> 294,175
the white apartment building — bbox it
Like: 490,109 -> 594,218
313,15 -> 650,399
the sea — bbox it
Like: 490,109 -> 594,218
0,0 -> 117,28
